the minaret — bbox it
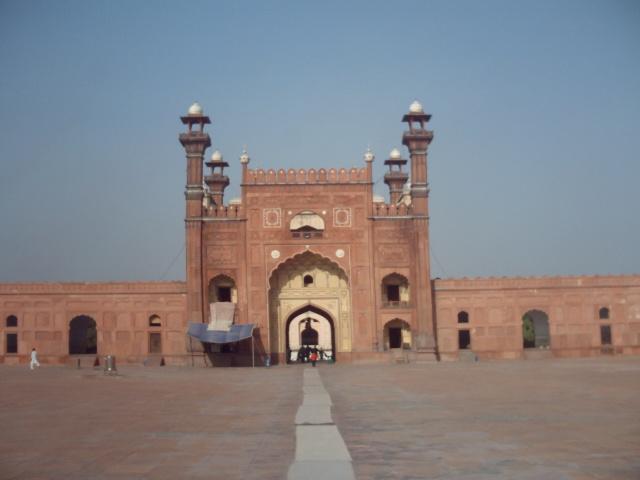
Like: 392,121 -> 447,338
204,150 -> 230,206
383,148 -> 409,204
401,100 -> 437,356
179,102 -> 211,324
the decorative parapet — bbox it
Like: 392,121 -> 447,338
204,204 -> 244,219
244,167 -> 369,185
433,274 -> 640,291
371,203 -> 413,217
0,281 -> 187,295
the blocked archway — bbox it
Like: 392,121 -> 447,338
522,310 -> 550,349
268,250 -> 351,363
69,315 -> 97,355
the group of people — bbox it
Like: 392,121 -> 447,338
296,345 -> 326,366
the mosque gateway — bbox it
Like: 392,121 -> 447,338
1,102 -> 639,366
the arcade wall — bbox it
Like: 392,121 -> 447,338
0,282 -> 187,365
433,275 -> 640,360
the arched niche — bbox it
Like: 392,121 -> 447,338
383,318 -> 412,350
69,315 -> 98,355
208,274 -> 237,303
381,273 -> 410,307
522,310 -> 550,349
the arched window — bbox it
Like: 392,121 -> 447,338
303,274 -> 314,287
6,315 -> 18,327
208,275 -> 237,303
381,273 -> 410,307
69,315 -> 98,355
149,315 -> 161,327
599,307 -> 610,320
457,311 -> 469,324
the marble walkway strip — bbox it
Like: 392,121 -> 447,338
288,368 -> 356,480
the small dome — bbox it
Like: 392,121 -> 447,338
211,150 -> 223,162
363,147 -> 375,163
229,198 -> 242,205
240,147 -> 250,164
188,102 -> 203,115
409,100 -> 423,114
373,195 -> 385,203
390,148 -> 402,160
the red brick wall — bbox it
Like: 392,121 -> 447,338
434,275 -> 640,360
0,282 -> 187,365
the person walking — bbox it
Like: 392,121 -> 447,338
309,350 -> 318,367
30,347 -> 40,370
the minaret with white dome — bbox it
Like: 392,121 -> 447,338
179,102 -> 212,325
401,99 -> 435,355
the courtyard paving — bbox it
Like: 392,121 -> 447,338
0,356 -> 639,479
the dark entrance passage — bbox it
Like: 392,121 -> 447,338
300,320 -> 319,346
286,305 -> 335,364
69,315 -> 97,354
458,329 -> 471,349
389,327 -> 402,348
522,310 -> 550,349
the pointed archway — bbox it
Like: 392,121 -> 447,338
285,304 -> 336,363
268,250 -> 351,364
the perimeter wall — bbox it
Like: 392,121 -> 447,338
434,275 -> 640,360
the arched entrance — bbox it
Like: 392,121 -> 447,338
268,251 -> 351,364
383,319 -> 412,350
69,315 -> 97,354
285,305 -> 336,363
522,309 -> 550,349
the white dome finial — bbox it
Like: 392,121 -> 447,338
363,147 -> 375,163
389,147 -> 401,160
409,100 -> 423,114
240,146 -> 250,165
211,150 -> 223,162
188,102 -> 203,116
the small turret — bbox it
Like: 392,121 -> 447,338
384,148 -> 409,204
204,150 -> 230,206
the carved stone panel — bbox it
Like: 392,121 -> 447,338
263,208 -> 282,228
333,208 -> 351,227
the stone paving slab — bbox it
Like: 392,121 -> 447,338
302,384 -> 327,395
295,404 -> 333,425
293,424 -> 352,461
301,392 -> 332,406
288,460 -> 356,480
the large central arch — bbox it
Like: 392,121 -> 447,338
268,250 -> 351,364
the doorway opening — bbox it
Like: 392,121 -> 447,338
286,305 -> 335,363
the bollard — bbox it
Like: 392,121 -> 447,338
103,355 -> 117,375
76,358 -> 81,369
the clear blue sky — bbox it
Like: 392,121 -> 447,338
0,0 -> 638,281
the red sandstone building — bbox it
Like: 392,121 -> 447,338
1,102 -> 639,366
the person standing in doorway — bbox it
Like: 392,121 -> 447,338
30,348 -> 40,370
309,350 -> 318,367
